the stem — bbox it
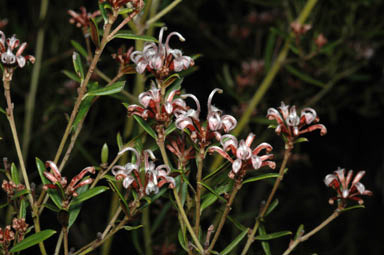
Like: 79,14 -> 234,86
240,148 -> 292,255
207,180 -> 241,252
63,226 -> 69,255
282,210 -> 340,255
22,0 -> 49,159
143,206 -> 153,255
145,0 -> 183,27
173,189 -> 204,254
101,206 -> 122,239
54,230 -> 64,255
194,150 -> 204,235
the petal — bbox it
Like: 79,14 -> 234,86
221,115 -> 237,132
232,159 -> 242,174
251,155 -> 262,169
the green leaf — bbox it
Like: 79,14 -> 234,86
0,202 -> 9,209
178,229 -> 188,252
11,163 -> 20,184
12,189 -> 30,200
200,193 -> 218,213
164,122 -> 176,137
116,132 -> 123,151
259,224 -> 272,255
62,70 -> 81,82
340,204 -> 365,212
123,225 -> 143,231
265,199 -> 279,217
294,224 -> 305,240
43,203 -> 60,213
68,185 -> 89,228
220,228 -> 248,255
165,78 -> 183,99
105,175 -> 130,215
83,81 -> 125,99
242,173 -> 280,184
36,158 -> 63,209
254,230 -> 292,240
70,40 -> 88,58
72,82 -> 98,131
264,30 -> 277,72
198,182 -> 227,203
161,73 -> 181,89
225,214 -> 247,232
132,115 -> 157,139
294,137 -> 309,144
0,106 -> 6,115
19,199 -> 27,219
285,65 -> 325,88
98,2 -> 109,25
101,143 -> 109,164
113,32 -> 157,42
72,51 -> 84,79
69,186 -> 109,208
10,230 -> 56,253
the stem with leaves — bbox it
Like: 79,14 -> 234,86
282,210 -> 340,255
194,150 -> 204,236
240,146 -> 292,255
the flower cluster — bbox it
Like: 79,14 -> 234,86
127,84 -> 186,123
100,0 -> 143,10
0,31 -> 35,68
0,218 -> 28,252
175,88 -> 237,146
324,167 -> 373,207
131,27 -> 194,79
0,226 -> 14,250
209,133 -> 275,179
166,136 -> 195,168
112,148 -> 175,196
1,180 -> 25,197
43,161 -> 95,199
266,102 -> 327,140
67,7 -> 100,28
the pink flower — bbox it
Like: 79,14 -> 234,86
175,89 -> 237,146
266,102 -> 327,138
324,167 -> 373,207
208,133 -> 275,179
67,7 -> 100,28
44,161 -> 95,198
131,27 -> 194,79
0,31 -> 35,68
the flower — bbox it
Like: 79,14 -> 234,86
0,31 -> 35,68
166,136 -> 195,167
43,161 -> 95,198
175,89 -> 237,146
290,21 -> 312,36
1,180 -> 25,196
0,226 -> 14,248
131,27 -> 194,79
12,218 -> 28,241
112,148 -> 175,196
67,7 -> 100,28
208,133 -> 275,179
100,0 -> 143,10
324,167 -> 373,207
127,83 -> 186,123
266,102 -> 327,139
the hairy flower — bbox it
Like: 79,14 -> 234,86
112,148 -> 175,196
175,89 -> 237,146
0,31 -> 35,68
324,167 -> 373,207
67,7 -> 100,28
131,27 -> 194,79
266,102 -> 327,139
127,83 -> 186,122
1,180 -> 25,196
43,161 -> 95,198
208,133 -> 275,179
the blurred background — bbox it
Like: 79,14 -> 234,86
1,0 -> 384,254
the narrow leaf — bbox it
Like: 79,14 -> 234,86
285,65 -> 325,88
265,199 -> 279,217
36,158 -> 62,209
116,132 -> 123,150
62,70 -> 81,82
19,199 -> 27,219
198,182 -> 227,202
340,204 -> 365,212
264,30 -> 276,72
220,228 -> 248,255
89,18 -> 100,48
132,115 -> 157,139
98,2 -> 109,24
164,122 -> 176,137
70,40 -> 88,58
178,229 -> 188,252
294,224 -> 305,240
113,32 -> 157,42
123,225 -> 143,231
72,82 -> 98,131
10,230 -> 56,252
83,81 -> 125,99
72,51 -> 84,79
105,176 -> 130,214
11,163 -> 20,184
242,173 -> 280,184
68,185 -> 89,228
69,186 -> 109,208
254,230 -> 292,240
0,106 -> 6,115
259,224 -> 272,255
200,194 -> 218,213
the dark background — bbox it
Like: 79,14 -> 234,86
1,0 -> 384,254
